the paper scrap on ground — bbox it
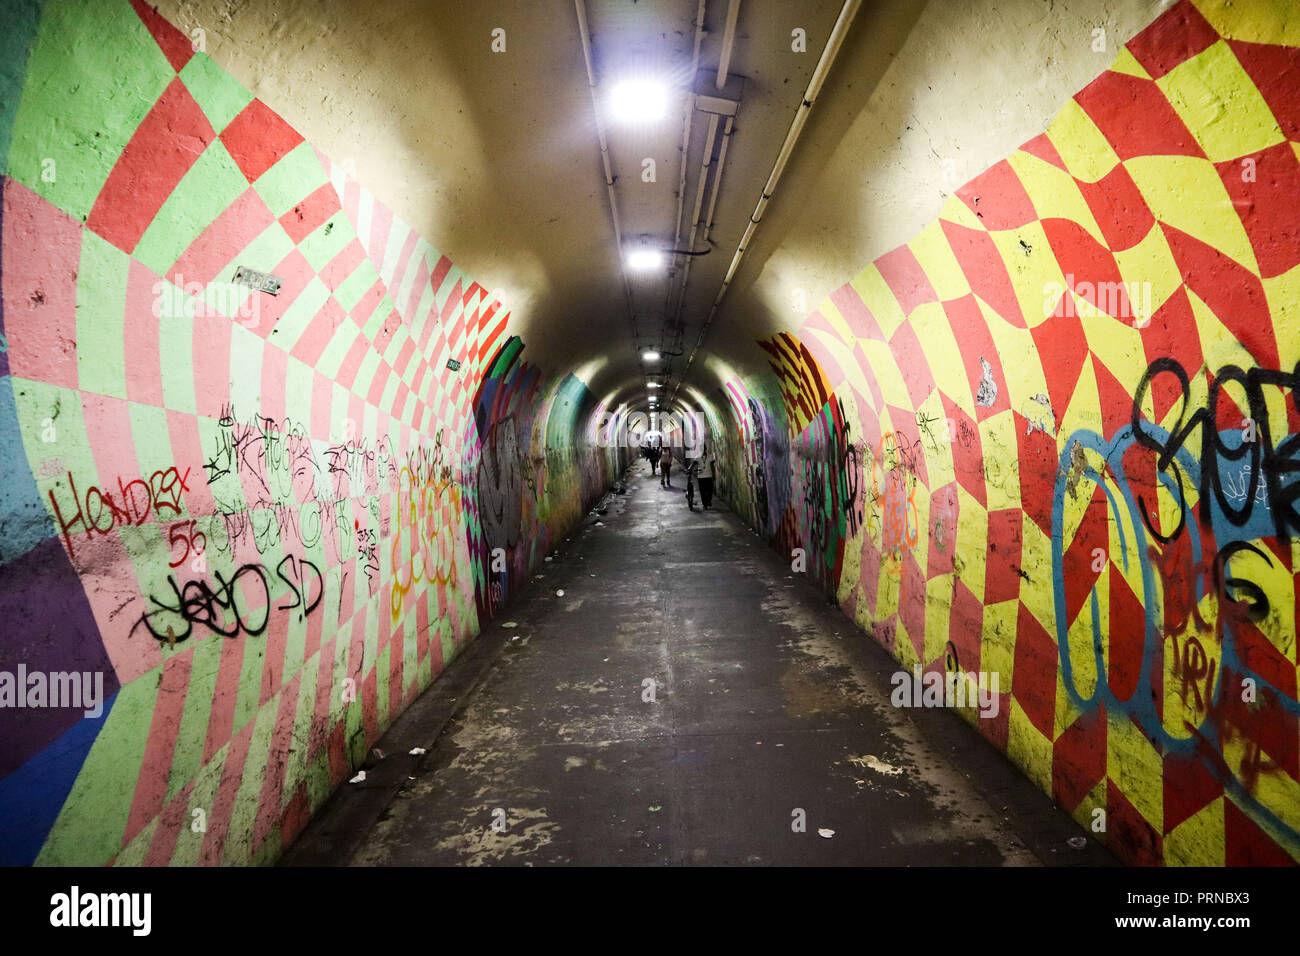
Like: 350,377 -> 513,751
850,754 -> 903,776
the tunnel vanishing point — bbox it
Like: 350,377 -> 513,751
1,0 -> 1298,869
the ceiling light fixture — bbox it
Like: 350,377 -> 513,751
642,350 -> 660,362
609,78 -> 669,124
626,248 -> 665,272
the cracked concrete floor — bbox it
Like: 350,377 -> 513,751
284,465 -> 1115,867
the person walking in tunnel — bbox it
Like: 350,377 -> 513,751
644,438 -> 657,476
659,443 -> 673,487
697,442 -> 716,509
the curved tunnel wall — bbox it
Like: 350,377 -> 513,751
2,0 -> 1298,869
654,0 -> 1300,866
0,0 -> 624,865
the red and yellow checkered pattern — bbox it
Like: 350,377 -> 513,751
757,0 -> 1300,865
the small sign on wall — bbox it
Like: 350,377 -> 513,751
446,358 -> 462,371
233,266 -> 282,295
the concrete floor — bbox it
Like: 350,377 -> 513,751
282,464 -> 1116,867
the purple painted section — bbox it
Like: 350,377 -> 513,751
0,534 -> 119,778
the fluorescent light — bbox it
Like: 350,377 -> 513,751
609,79 -> 668,123
647,382 -> 659,389
627,249 -> 664,271
642,350 -> 660,361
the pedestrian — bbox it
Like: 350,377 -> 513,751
697,442 -> 716,509
645,439 -> 657,475
659,444 -> 673,487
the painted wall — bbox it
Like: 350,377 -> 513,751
701,0 -> 1300,865
0,0 -> 622,865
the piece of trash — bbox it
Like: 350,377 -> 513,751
349,770 -> 366,784
1068,836 -> 1088,849
409,747 -> 427,755
590,573 -> 596,578
510,635 -> 520,642
594,521 -> 605,527
649,805 -> 662,812
369,747 -> 385,762
818,828 -> 835,839
556,589 -> 565,597
502,622 -> 518,628
849,754 -> 904,776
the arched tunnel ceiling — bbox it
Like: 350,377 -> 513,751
154,0 -> 1171,423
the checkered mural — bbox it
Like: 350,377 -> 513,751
0,0 -> 619,865
705,0 -> 1300,865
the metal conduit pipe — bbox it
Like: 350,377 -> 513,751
716,0 -> 741,89
672,0 -> 862,404
702,114 -> 734,244
669,112 -> 720,346
671,0 -> 708,257
668,0 -> 741,358
670,110 -> 733,357
665,0 -> 740,370
662,0 -> 707,358
574,0 -> 640,356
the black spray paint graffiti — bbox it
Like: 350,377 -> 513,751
476,417 -> 523,549
324,435 -> 394,499
914,408 -> 978,454
131,555 -> 322,645
274,554 -> 324,621
1131,358 -> 1300,543
356,524 -> 380,596
1053,356 -> 1300,838
202,403 -> 415,578
203,404 -> 318,502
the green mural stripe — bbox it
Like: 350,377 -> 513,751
8,0 -> 174,220
0,0 -> 43,177
178,53 -> 254,136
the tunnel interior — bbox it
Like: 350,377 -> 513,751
1,0 -> 1298,868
